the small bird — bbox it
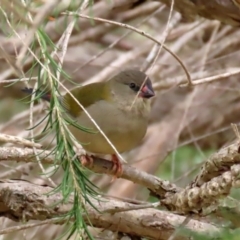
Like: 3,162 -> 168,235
23,69 -> 155,177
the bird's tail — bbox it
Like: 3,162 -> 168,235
22,87 -> 51,102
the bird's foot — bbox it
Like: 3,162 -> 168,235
79,154 -> 93,167
111,154 -> 123,181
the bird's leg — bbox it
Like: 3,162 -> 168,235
79,154 -> 123,181
79,154 -> 93,167
111,154 -> 123,180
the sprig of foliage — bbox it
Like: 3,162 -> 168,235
33,25 -> 98,240
31,37 -> 98,240
1,0 -> 98,239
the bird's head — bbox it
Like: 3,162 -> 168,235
109,69 -> 155,102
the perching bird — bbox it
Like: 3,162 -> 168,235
23,69 -> 155,177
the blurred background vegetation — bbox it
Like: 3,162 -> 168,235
1,0 -> 240,239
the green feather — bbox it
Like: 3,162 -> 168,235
61,82 -> 111,117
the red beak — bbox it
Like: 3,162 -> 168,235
140,84 -> 155,99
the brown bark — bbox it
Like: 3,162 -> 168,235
0,180 -> 219,240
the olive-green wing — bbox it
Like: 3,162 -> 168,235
61,82 -> 111,117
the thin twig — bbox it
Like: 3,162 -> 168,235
0,218 -> 61,235
63,12 -> 192,86
0,133 -> 42,148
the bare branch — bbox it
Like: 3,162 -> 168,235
192,141 -> 240,187
0,180 -> 220,239
0,146 -> 180,199
0,133 -> 42,148
1,142 -> 240,215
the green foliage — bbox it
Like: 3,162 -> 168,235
0,0 -> 100,238
183,228 -> 240,240
156,145 -> 215,183
35,81 -> 99,239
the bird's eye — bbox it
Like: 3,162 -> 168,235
129,82 -> 139,91
129,82 -> 136,89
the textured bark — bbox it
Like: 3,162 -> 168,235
1,143 -> 240,216
0,180 -> 219,240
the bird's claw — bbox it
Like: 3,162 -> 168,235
79,154 -> 93,167
111,154 -> 123,181
79,154 -> 123,182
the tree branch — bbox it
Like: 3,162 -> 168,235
1,142 -> 240,215
0,180 -> 220,239
0,146 -> 181,199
